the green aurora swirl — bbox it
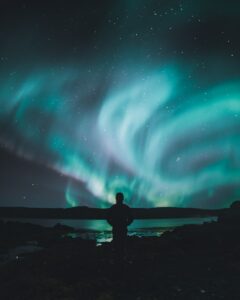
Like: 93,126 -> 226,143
0,62 -> 240,208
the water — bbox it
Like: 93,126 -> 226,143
2,217 -> 217,244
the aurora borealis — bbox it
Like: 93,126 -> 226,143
0,1 -> 240,208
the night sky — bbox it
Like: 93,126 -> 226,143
0,1 -> 240,208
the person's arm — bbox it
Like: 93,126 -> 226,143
106,208 -> 113,226
127,207 -> 134,225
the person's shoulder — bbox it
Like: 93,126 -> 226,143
109,204 -> 117,209
123,204 -> 131,209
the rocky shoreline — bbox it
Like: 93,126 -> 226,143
0,213 -> 240,299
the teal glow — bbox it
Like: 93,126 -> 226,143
0,64 -> 240,208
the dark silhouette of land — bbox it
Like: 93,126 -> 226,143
0,205 -> 222,219
0,204 -> 239,299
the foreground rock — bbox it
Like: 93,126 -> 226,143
0,218 -> 240,299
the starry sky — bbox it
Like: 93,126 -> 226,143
0,0 -> 240,208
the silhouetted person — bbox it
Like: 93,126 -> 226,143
107,192 -> 133,258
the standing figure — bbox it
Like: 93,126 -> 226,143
107,192 -> 133,257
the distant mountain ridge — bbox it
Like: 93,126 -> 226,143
0,206 -> 224,219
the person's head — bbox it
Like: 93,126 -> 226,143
116,192 -> 124,205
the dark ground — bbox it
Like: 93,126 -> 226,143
0,211 -> 240,300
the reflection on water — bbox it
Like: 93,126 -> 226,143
2,217 -> 217,244
75,217 -> 217,244
2,216 -> 217,231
